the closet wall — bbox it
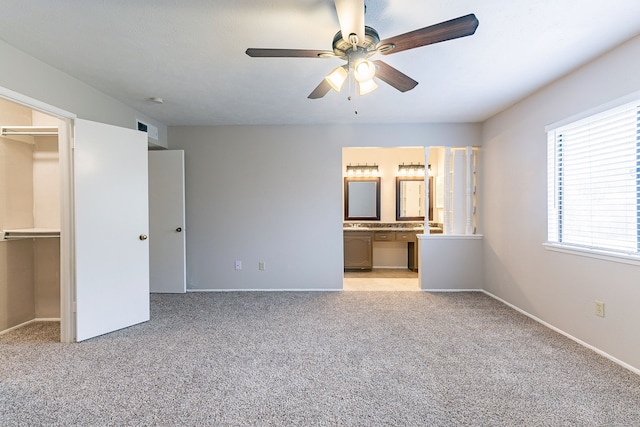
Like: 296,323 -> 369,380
0,98 -> 60,332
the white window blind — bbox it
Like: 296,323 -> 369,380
547,100 -> 639,256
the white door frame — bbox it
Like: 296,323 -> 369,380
0,86 -> 77,343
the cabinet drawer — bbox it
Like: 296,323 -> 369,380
374,232 -> 395,241
395,232 -> 416,242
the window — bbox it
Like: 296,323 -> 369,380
547,99 -> 639,258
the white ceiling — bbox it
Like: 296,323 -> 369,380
1,0 -> 639,126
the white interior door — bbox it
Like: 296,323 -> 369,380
148,150 -> 186,293
74,119 -> 149,341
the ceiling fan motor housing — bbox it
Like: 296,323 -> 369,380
332,26 -> 380,61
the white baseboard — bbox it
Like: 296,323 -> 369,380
422,288 -> 483,292
0,317 -> 60,336
482,290 -> 640,376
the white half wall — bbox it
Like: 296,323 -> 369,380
419,235 -> 483,291
168,123 -> 481,291
481,34 -> 640,371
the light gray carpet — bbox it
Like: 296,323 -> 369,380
1,292 -> 639,426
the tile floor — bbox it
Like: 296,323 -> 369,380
343,268 -> 420,292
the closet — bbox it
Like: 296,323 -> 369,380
0,97 -> 62,334
1,88 -> 155,343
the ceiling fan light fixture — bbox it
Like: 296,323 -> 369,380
353,58 -> 376,82
325,66 -> 348,92
358,78 -> 378,96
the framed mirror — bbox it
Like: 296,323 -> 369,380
396,177 -> 428,221
344,177 -> 380,220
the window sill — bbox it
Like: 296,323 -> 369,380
543,243 -> 640,266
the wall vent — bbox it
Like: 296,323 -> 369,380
136,119 -> 158,141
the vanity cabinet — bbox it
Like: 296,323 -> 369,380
344,229 -> 420,272
396,231 -> 419,272
407,238 -> 418,272
344,232 -> 373,270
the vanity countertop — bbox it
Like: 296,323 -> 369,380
343,226 -> 442,233
343,221 -> 442,233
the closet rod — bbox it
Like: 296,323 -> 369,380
3,235 -> 60,240
3,229 -> 61,240
1,126 -> 59,136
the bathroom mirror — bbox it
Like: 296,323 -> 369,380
344,177 -> 380,220
396,177 -> 426,221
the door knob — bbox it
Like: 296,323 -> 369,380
176,227 -> 182,232
139,234 -> 148,240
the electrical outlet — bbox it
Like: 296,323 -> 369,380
259,261 -> 266,271
235,260 -> 242,270
595,301 -> 605,318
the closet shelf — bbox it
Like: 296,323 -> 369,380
1,126 -> 59,144
3,228 -> 60,240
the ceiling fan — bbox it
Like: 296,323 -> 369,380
245,0 -> 479,99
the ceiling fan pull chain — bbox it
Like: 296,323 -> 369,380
346,73 -> 359,115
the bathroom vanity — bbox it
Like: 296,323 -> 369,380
343,223 -> 441,271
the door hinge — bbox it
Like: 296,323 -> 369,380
72,301 -> 77,313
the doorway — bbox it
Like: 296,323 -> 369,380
342,147 -> 425,292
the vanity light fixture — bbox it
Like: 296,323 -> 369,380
397,163 -> 426,177
346,163 -> 379,177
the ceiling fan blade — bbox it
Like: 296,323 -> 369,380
246,48 -> 334,58
334,0 -> 365,46
308,79 -> 333,99
377,14 -> 479,55
372,60 -> 418,93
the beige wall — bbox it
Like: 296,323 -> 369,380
34,238 -> 60,318
0,240 -> 35,330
